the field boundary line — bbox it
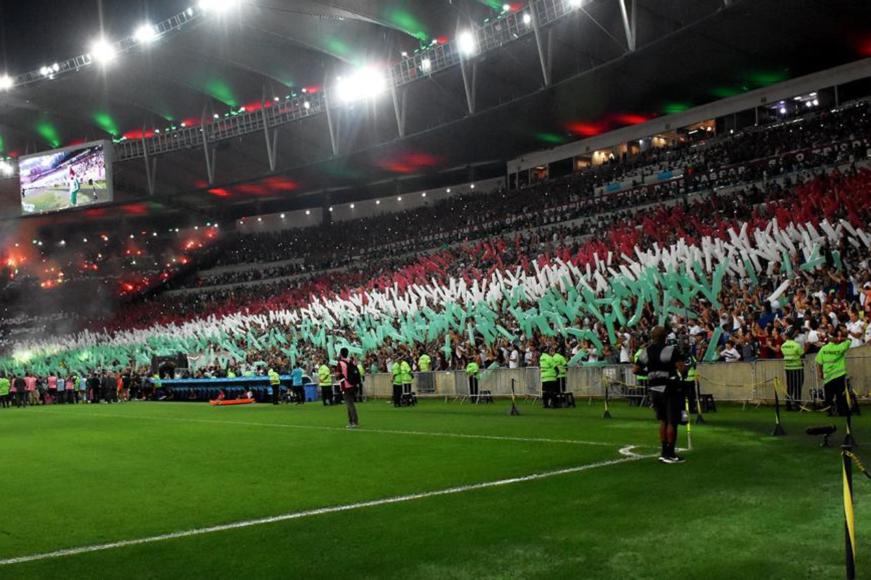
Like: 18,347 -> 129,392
0,448 -> 651,567
37,408 -> 620,447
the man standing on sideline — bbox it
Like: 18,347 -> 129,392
635,326 -> 686,464
290,364 -> 305,404
816,329 -> 852,416
539,344 -> 557,408
14,374 -> 27,407
391,358 -> 403,407
337,348 -> 360,428
317,358 -> 333,406
269,366 -> 281,405
553,346 -> 568,395
466,358 -> 480,404
0,373 -> 10,408
780,329 -> 805,411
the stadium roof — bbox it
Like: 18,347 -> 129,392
1,0 -> 871,220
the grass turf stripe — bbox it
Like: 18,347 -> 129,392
37,407 -> 620,446
0,447 -> 651,567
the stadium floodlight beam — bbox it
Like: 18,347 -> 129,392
457,30 -> 477,57
198,0 -> 241,14
90,38 -> 118,65
134,23 -> 158,44
0,160 -> 14,177
0,75 -> 13,91
420,58 -> 432,73
335,66 -> 387,104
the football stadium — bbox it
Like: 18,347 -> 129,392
1,1 -> 871,578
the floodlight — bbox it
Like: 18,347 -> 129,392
457,30 -> 477,57
569,0 -> 584,7
0,160 -> 14,177
90,38 -> 118,65
0,75 -> 13,91
134,24 -> 158,44
523,13 -> 532,25
198,0 -> 240,13
420,58 -> 432,73
335,66 -> 387,103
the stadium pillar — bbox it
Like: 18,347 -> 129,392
141,129 -> 157,196
618,0 -> 637,52
530,4 -> 551,86
201,108 -> 215,185
260,94 -> 278,172
391,84 -> 407,138
323,88 -> 339,157
459,57 -> 477,116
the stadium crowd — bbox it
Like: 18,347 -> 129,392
2,99 -> 871,388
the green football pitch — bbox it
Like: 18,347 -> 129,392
0,399 -> 868,579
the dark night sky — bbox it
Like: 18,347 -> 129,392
0,0 -> 185,73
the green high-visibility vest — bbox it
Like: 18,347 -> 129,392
552,353 -> 567,379
317,364 -> 332,387
539,354 -> 557,381
780,340 -> 804,371
418,354 -> 432,372
815,341 -> 850,383
634,349 -> 648,381
466,362 -> 480,378
268,369 -> 280,386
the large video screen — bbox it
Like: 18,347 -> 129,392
19,140 -> 112,214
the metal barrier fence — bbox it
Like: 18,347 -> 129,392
358,348 -> 871,405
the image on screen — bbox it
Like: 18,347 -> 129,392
19,140 -> 112,214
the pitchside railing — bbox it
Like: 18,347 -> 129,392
359,348 -> 871,405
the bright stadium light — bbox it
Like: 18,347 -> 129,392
90,38 -> 118,65
0,75 -> 13,91
457,30 -> 477,57
522,12 -> 532,25
569,0 -> 584,7
420,58 -> 432,73
335,67 -> 387,103
0,160 -> 14,177
134,23 -> 158,44
198,0 -> 240,14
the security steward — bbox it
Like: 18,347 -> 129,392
317,358 -> 333,406
268,367 -> 281,405
635,326 -> 687,464
780,329 -> 805,411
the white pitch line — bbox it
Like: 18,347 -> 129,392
0,448 -> 652,567
38,408 -> 620,447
